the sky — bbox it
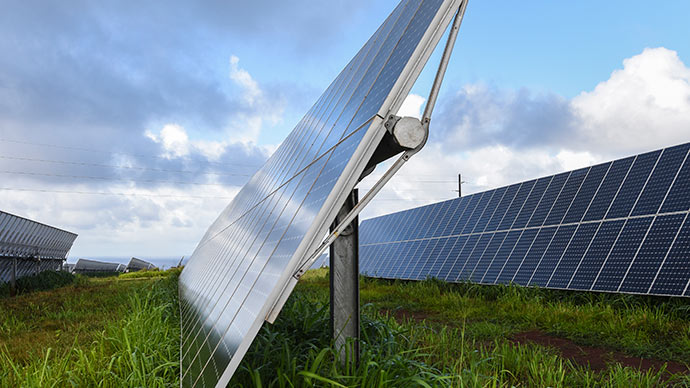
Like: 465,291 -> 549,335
1,0 -> 689,259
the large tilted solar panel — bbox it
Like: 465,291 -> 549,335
178,1 -> 463,386
0,210 -> 77,283
0,210 -> 77,260
360,142 -> 690,297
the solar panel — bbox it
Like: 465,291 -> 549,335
360,142 -> 690,297
73,258 -> 126,273
127,257 -> 157,272
0,210 -> 77,283
178,1 -> 464,386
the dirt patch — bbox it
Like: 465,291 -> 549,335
382,308 -> 436,323
510,330 -> 689,375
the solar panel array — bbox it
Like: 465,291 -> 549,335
360,142 -> 690,297
178,1 -> 462,386
73,258 -> 126,273
0,210 -> 77,283
0,210 -> 77,260
127,257 -> 157,272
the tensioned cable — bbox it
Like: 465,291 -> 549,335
0,187 -> 234,199
0,155 -> 252,176
0,138 -> 263,168
0,170 -> 238,187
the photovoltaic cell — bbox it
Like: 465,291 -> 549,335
179,0 -> 464,386
528,173 -> 569,228
649,216 -> 690,295
562,163 -> 610,224
543,168 -> 588,226
359,142 -> 690,298
618,214 -> 686,293
606,150 -> 661,219
583,157 -> 635,221
568,220 -> 624,290
632,144 -> 690,216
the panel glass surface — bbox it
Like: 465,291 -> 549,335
179,0 -> 462,386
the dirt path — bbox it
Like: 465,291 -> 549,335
510,330 -> 689,375
381,308 -> 689,376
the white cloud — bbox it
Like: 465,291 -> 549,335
146,123 -> 228,161
397,93 -> 426,119
225,55 -> 284,144
229,55 -> 262,106
572,47 -> 690,153
146,124 -> 191,159
364,47 -> 690,218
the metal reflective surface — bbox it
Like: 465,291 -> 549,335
178,0 -> 462,386
0,210 -> 77,283
127,257 -> 157,272
73,258 -> 126,273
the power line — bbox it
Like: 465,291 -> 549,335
0,138 -> 264,168
0,155 -> 252,176
0,187 -> 234,199
0,170 -> 238,187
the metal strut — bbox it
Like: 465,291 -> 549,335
293,0 -> 469,278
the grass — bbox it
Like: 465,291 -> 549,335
231,268 -> 690,387
0,270 -> 83,298
119,269 -> 167,280
1,267 -> 689,387
0,269 -> 180,387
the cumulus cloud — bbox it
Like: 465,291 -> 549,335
397,93 -> 426,119
364,47 -> 690,217
571,47 -> 690,153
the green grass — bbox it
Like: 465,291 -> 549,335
0,270 -> 180,387
0,270 -> 83,298
119,268 -> 180,280
230,269 -> 690,387
2,267 -> 689,387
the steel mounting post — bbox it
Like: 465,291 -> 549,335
330,189 -> 360,366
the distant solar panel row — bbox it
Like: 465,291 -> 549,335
0,210 -> 77,260
360,142 -> 690,297
73,258 -> 126,273
127,257 -> 157,272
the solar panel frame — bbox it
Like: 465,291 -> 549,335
179,1 -> 465,385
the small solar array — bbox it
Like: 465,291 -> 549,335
127,257 -> 157,272
73,258 -> 126,274
360,142 -> 690,297
0,210 -> 77,283
178,0 -> 463,386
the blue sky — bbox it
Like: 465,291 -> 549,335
1,0 -> 689,258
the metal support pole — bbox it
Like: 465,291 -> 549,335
458,173 -> 462,197
330,189 -> 359,366
10,257 -> 17,297
422,0 -> 468,125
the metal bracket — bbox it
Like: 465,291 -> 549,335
293,0 -> 468,279
293,132 -> 427,280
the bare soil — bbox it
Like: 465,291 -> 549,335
510,330 -> 690,375
381,308 -> 690,376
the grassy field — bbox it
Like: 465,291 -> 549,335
0,269 -> 180,387
1,268 -> 689,387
